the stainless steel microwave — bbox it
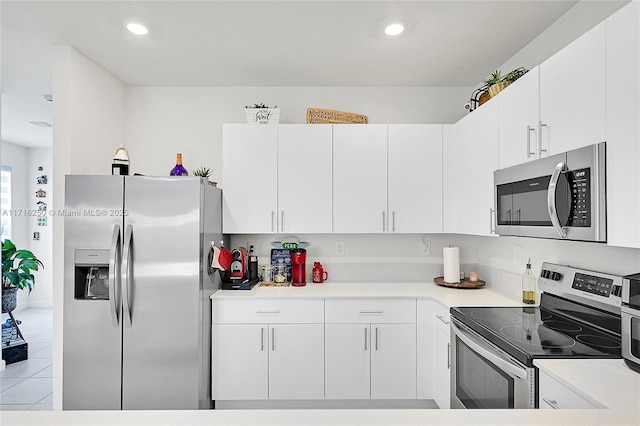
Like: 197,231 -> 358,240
494,142 -> 606,242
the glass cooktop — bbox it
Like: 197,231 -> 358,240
450,297 -> 622,367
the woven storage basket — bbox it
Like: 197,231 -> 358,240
306,108 -> 368,124
488,81 -> 510,98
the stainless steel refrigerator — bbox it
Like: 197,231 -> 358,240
63,175 -> 223,410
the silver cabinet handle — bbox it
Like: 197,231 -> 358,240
538,120 -> 548,155
507,209 -> 512,225
364,327 -> 368,351
108,225 -> 121,327
490,208 -> 496,234
392,211 -> 396,232
271,327 -> 275,351
382,211 -> 386,232
271,211 -> 275,232
261,327 -> 265,351
547,161 -> 568,239
122,224 -> 133,328
542,398 -> 559,409
436,315 -> 450,325
360,310 -> 384,314
447,342 -> 451,369
375,327 -> 379,351
256,310 -> 281,314
526,125 -> 536,158
280,211 -> 285,232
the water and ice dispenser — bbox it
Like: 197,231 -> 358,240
74,249 -> 110,300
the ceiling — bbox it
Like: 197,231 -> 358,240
0,1 -> 625,148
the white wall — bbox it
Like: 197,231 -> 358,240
52,45 -> 126,410
124,86 -> 472,180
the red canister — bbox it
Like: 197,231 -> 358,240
312,262 -> 328,284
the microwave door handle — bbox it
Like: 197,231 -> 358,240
451,321 -> 527,381
547,161 -> 568,239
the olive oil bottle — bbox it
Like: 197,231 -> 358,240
522,259 -> 537,304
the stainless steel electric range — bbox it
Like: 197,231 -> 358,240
449,262 -> 623,409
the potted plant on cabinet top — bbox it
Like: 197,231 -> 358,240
2,239 -> 43,313
245,103 -> 280,124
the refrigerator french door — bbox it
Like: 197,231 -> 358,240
63,176 -> 222,410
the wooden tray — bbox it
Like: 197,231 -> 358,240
434,276 -> 486,289
306,108 -> 368,124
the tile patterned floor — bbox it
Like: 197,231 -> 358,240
1,308 -> 53,411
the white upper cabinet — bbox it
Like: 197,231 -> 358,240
223,124 -> 332,234
605,1 -> 640,249
333,124 -> 388,233
539,21 -> 606,155
498,66 -> 541,169
444,101 -> 499,237
223,124 -> 278,234
388,124 -> 443,233
277,125 -> 333,234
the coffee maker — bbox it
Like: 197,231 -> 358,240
291,248 -> 307,286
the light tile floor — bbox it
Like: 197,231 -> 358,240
1,308 -> 53,411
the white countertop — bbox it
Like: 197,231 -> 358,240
2,406 -> 638,426
534,359 -> 640,413
211,281 -> 524,308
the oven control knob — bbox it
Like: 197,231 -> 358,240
541,270 -> 550,279
551,272 -> 562,281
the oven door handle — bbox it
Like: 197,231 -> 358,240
547,161 -> 568,239
451,321 -> 528,381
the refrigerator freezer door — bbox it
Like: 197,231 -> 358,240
63,175 -> 124,410
120,176 -> 204,409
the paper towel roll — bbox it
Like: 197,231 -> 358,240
443,247 -> 460,283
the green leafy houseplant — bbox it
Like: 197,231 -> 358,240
2,239 -> 43,293
193,167 -> 213,178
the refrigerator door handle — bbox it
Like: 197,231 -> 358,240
108,225 -> 121,327
122,224 -> 134,327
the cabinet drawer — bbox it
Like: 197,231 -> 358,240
539,370 -> 601,409
212,299 -> 324,324
325,299 -> 416,324
434,302 -> 451,334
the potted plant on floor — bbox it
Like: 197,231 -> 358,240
2,239 -> 43,314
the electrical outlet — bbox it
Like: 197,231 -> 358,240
335,241 -> 345,256
514,245 -> 523,263
420,240 -> 431,256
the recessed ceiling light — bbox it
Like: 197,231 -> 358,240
126,22 -> 149,36
43,95 -> 53,102
384,22 -> 405,36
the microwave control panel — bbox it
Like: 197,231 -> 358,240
568,168 -> 590,227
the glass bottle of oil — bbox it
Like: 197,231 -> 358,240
522,258 -> 537,304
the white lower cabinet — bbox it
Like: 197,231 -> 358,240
268,324 -> 324,399
539,370 -> 599,409
433,303 -> 451,409
211,299 -> 324,401
324,324 -> 371,399
211,323 -> 324,401
211,324 -> 268,400
324,299 -> 417,400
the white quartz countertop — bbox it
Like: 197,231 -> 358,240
211,281 -> 524,308
2,406 -> 638,426
534,358 -> 640,414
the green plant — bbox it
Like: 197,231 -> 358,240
502,67 -> 529,83
246,103 -> 278,109
193,167 -> 213,178
483,70 -> 502,89
2,239 -> 43,293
